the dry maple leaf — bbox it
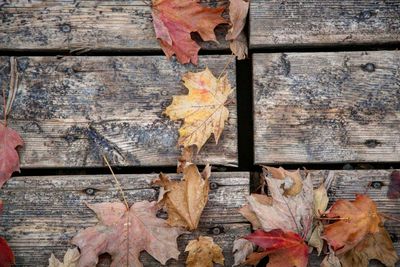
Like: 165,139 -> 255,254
151,0 -> 226,64
388,170 -> 400,199
242,167 -> 313,236
164,68 -> 232,151
0,123 -> 23,188
322,194 -> 382,254
185,236 -> 224,267
244,229 -> 309,267
338,226 -> 398,267
0,237 -> 15,267
71,201 -> 183,267
48,248 -> 80,267
152,164 -> 210,230
226,0 -> 249,59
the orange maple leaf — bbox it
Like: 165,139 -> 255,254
151,0 -> 226,64
322,194 -> 382,254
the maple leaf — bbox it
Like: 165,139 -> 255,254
152,164 -> 210,230
0,123 -> 23,188
185,236 -> 224,267
244,229 -> 309,267
322,194 -> 382,254
242,167 -> 313,236
164,68 -> 233,151
71,201 -> 183,267
48,248 -> 80,267
226,0 -> 249,59
151,0 -> 226,64
338,226 -> 399,267
0,237 -> 15,267
388,170 -> 400,199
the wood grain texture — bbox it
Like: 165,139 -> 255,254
253,51 -> 400,164
0,172 -> 250,266
0,55 -> 237,167
250,0 -> 400,48
0,0 -> 229,52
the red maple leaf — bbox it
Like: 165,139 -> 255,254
244,229 -> 309,267
0,237 -> 15,267
0,123 -> 23,188
151,0 -> 226,64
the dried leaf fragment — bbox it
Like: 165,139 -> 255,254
388,170 -> 400,199
338,226 -> 399,267
232,238 -> 254,266
226,0 -> 249,59
151,0 -> 226,64
153,164 -> 210,230
72,201 -> 183,267
265,166 -> 303,196
185,236 -> 224,267
0,123 -> 23,188
0,237 -> 15,267
164,68 -> 232,151
322,194 -> 382,254
48,248 -> 80,267
244,229 -> 309,267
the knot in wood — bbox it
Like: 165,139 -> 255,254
209,182 -> 219,190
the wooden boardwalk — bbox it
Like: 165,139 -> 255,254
0,0 -> 399,266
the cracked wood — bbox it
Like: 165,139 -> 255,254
0,55 -> 237,167
250,0 -> 400,48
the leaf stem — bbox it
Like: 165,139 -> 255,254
218,53 -> 235,80
380,213 -> 400,223
316,217 -> 350,221
102,155 -> 129,211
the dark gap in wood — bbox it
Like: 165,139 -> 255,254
251,42 -> 400,54
236,57 -> 254,171
0,48 -> 232,57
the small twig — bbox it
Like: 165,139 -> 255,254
380,213 -> 400,223
316,217 -> 350,221
1,82 -> 6,126
102,155 -> 129,211
218,53 -> 235,80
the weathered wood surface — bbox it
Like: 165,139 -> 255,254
253,51 -> 400,164
0,0 -> 229,52
307,170 -> 400,266
250,0 -> 400,48
0,55 -> 237,167
0,172 -> 250,266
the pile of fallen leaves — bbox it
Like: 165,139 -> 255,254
233,166 -> 400,267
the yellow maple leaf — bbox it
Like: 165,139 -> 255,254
164,68 -> 232,151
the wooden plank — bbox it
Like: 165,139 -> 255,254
253,51 -> 400,164
307,170 -> 400,266
0,172 -> 250,266
0,0 -> 229,51
0,55 -> 237,167
250,0 -> 400,48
